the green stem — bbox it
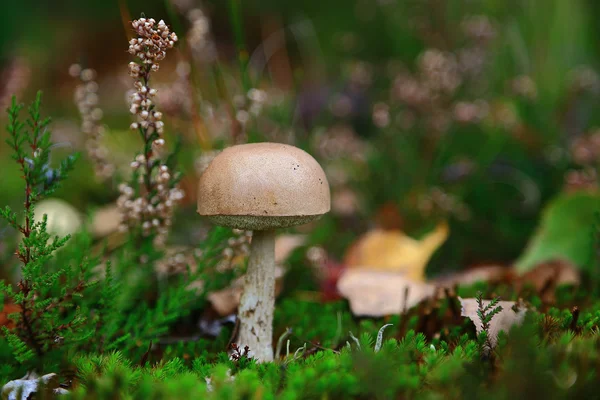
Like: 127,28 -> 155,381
228,0 -> 252,93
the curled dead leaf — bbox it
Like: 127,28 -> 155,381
516,259 -> 580,303
2,372 -> 68,399
432,265 -> 511,288
337,268 -> 435,317
459,297 -> 528,348
344,223 -> 448,281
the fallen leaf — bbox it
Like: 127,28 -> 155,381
198,314 -> 237,337
275,234 -> 307,264
515,192 -> 600,273
91,204 -> 121,237
208,266 -> 286,316
331,187 -> 360,216
344,223 -> 449,281
432,265 -> 511,288
459,297 -> 527,348
2,372 -> 68,399
516,259 -> 580,303
337,268 -> 435,317
205,368 -> 235,392
202,234 -> 301,314
318,260 -> 346,302
0,303 -> 21,329
373,202 -> 403,230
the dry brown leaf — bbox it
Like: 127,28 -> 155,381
91,204 -> 121,237
208,266 -> 286,316
344,223 -> 449,281
373,202 -> 403,230
275,234 -> 307,264
181,234 -> 301,314
0,303 -> 21,329
516,259 -> 579,303
459,297 -> 527,348
432,265 -> 511,288
337,268 -> 435,317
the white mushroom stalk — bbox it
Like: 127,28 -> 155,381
237,229 -> 276,361
197,143 -> 330,362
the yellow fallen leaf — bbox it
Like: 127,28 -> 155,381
344,222 -> 449,281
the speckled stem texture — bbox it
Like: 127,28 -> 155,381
237,229 -> 276,362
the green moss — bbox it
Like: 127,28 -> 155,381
58,312 -> 600,399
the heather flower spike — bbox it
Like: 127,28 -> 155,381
118,17 -> 184,246
197,143 -> 331,362
71,64 -> 114,180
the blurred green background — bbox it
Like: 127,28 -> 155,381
1,0 -> 600,276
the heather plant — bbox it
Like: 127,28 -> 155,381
0,17 -> 238,380
119,17 -> 183,249
0,92 -> 90,370
71,65 -> 114,182
475,291 -> 503,357
70,17 -> 237,361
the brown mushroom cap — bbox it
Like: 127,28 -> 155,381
197,143 -> 330,230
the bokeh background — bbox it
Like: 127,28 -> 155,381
1,0 -> 600,277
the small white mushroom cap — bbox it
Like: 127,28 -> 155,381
26,198 -> 82,237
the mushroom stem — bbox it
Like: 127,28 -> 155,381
237,229 -> 276,362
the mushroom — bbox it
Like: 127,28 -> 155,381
197,142 -> 330,362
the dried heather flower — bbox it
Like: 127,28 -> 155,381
224,229 -> 252,262
156,62 -> 193,116
568,66 -> 600,94
230,87 -> 271,143
569,130 -> 600,167
128,18 -> 178,71
71,64 -> 115,180
372,102 -> 391,128
155,246 -> 198,278
419,49 -> 461,95
461,15 -> 496,44
510,75 -> 538,100
417,187 -> 471,221
0,57 -> 31,111
315,124 -> 367,162
393,75 -> 429,107
453,100 -> 488,124
194,150 -> 221,175
564,167 -> 598,193
118,17 -> 184,247
187,8 -> 217,63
